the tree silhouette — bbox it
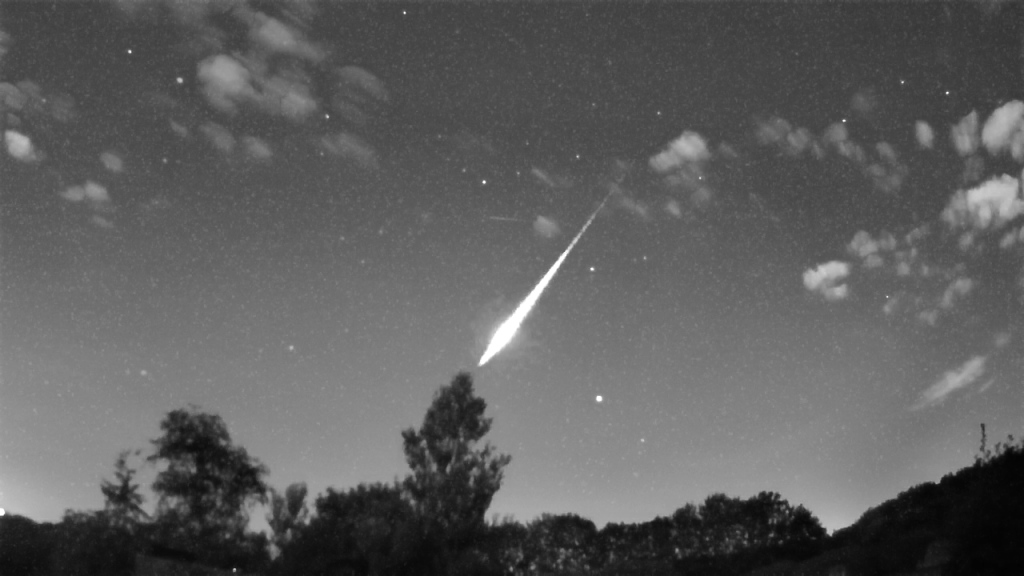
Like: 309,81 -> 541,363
100,450 -> 148,533
526,513 -> 600,574
401,372 -> 512,574
267,482 -> 309,556
0,514 -> 55,576
277,482 -> 425,576
48,510 -> 136,576
147,405 -> 270,570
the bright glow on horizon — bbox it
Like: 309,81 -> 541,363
479,191 -> 614,366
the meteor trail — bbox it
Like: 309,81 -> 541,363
478,191 -> 614,367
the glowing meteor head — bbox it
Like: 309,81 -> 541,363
479,315 -> 520,366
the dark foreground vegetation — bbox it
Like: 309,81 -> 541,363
1,374 -> 1021,576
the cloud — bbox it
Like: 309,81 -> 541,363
100,151 -> 124,173
90,215 -> 114,229
981,100 -> 1024,160
200,122 -> 236,152
942,174 -> 1023,231
533,216 -> 560,238
530,167 -> 574,189
249,12 -> 323,62
61,181 -> 109,205
618,194 -> 651,221
197,54 -> 255,115
916,121 -> 934,149
242,136 -> 272,161
803,261 -> 851,301
330,66 -> 389,125
321,132 -> 378,169
951,110 -> 980,157
847,230 -> 896,262
994,332 -> 1012,349
913,355 -> 987,410
756,117 -> 814,157
939,276 -> 974,310
649,131 -> 710,174
665,199 -> 682,218
5,129 -> 38,161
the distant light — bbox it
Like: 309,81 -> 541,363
127,48 -> 133,55
481,179 -> 487,185
288,345 -> 295,351
176,77 -> 183,84
945,90 -> 951,96
589,266 -> 595,272
899,79 -> 905,85
595,395 -> 603,403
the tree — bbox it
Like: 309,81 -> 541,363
526,513 -> 600,574
0,514 -> 55,576
48,510 -> 136,576
267,482 -> 309,556
100,449 -> 148,533
401,372 -> 512,574
278,482 -> 425,576
147,405 -> 270,571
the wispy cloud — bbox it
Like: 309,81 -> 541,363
913,355 -> 988,410
200,122 -> 236,152
803,261 -> 851,301
242,136 -> 272,161
321,132 -> 378,170
533,215 -> 560,239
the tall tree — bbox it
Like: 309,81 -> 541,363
147,405 -> 270,570
100,450 -> 148,533
401,372 -> 512,574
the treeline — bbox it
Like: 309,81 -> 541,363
3,372 -> 1019,575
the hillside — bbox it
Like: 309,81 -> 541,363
745,430 -> 1024,576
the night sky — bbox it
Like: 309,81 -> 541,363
2,1 -> 1023,534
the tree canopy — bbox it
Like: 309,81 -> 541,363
147,405 -> 270,570
401,372 -> 512,573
